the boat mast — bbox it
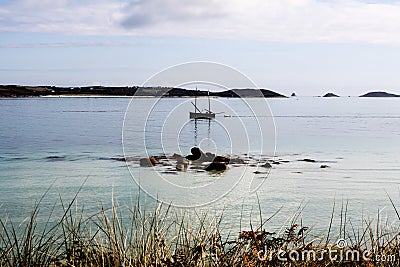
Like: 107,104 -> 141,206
207,90 -> 210,114
194,86 -> 198,113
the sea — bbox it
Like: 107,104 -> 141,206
0,96 -> 399,237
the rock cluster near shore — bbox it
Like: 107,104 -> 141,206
111,147 -> 336,176
137,147 -> 238,172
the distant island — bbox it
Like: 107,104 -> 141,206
323,93 -> 339,97
0,85 -> 286,98
1,85 -> 400,98
360,91 -> 400,97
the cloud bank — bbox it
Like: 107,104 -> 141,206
1,0 -> 400,44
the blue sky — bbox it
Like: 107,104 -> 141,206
1,0 -> 400,96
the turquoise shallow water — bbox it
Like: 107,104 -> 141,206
0,97 -> 399,234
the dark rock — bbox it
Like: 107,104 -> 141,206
261,162 -> 272,168
111,156 -> 138,162
161,171 -> 178,175
176,158 -> 189,171
125,157 -> 139,162
154,154 -> 167,160
111,157 -> 126,162
272,161 -> 281,165
205,155 -> 230,172
253,171 -> 268,174
320,164 -> 330,168
213,156 -> 230,164
323,93 -> 339,97
186,147 -> 202,161
189,165 -> 205,170
46,155 -> 64,159
205,162 -> 228,172
171,153 -> 183,159
291,92 -> 296,97
46,155 -> 65,161
139,157 -> 158,167
300,158 -> 316,163
230,157 -> 245,164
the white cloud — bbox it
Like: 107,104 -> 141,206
1,0 -> 400,44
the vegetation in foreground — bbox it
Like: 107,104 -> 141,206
1,187 -> 400,266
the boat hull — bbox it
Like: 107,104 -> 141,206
190,112 -> 215,119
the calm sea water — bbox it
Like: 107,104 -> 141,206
0,97 -> 399,235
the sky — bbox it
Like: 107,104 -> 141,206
1,0 -> 400,96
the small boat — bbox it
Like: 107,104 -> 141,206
190,88 -> 215,120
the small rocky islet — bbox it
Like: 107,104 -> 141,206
139,147 -> 238,172
112,147 -> 335,174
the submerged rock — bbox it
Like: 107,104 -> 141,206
261,162 -> 272,168
171,153 -> 183,159
176,158 -> 189,171
253,170 -> 268,174
213,156 -> 230,164
230,157 -> 245,164
300,158 -> 316,163
139,157 -> 158,167
111,156 -> 138,162
154,154 -> 167,160
205,155 -> 229,172
161,161 -> 173,166
46,155 -> 66,161
205,162 -> 228,172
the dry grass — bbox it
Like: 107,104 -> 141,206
1,186 -> 400,266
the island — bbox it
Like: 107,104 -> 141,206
323,93 -> 339,97
0,85 -> 286,98
360,91 -> 400,97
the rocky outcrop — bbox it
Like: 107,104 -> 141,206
360,91 -> 400,97
185,147 -> 203,161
